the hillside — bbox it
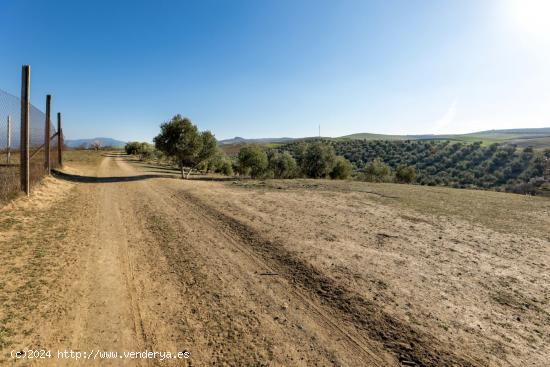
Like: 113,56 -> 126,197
278,139 -> 550,192
219,128 -> 550,158
219,136 -> 295,145
340,128 -> 550,148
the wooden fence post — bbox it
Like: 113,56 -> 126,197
57,112 -> 62,166
6,115 -> 10,165
44,95 -> 51,174
20,65 -> 30,195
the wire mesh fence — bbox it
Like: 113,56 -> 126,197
0,86 -> 61,203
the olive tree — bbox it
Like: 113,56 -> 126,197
395,164 -> 416,183
363,159 -> 392,182
153,115 -> 218,179
330,156 -> 353,179
302,141 -> 336,178
125,141 -> 142,155
237,145 -> 268,178
268,151 -> 298,178
137,142 -> 155,161
207,150 -> 234,176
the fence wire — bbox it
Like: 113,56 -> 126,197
0,88 -> 61,203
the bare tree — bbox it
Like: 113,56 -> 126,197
90,140 -> 102,151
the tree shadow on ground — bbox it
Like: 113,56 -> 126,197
187,176 -> 238,182
134,163 -> 180,172
52,169 -> 176,183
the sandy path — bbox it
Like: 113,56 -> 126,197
67,157 -> 147,365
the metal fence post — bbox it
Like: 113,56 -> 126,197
45,95 -> 51,174
20,65 -> 30,195
6,115 -> 11,165
57,112 -> 62,166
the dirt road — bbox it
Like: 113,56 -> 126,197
1,153 -> 548,366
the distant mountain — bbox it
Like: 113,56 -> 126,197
219,136 -> 296,145
65,137 -> 126,148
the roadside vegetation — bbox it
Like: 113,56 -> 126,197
236,140 -> 352,180
125,115 -> 354,181
121,115 -> 550,195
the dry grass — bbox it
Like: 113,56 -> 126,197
62,149 -> 113,166
168,176 -> 550,366
0,146 -> 62,205
230,179 -> 550,238
0,177 -> 76,355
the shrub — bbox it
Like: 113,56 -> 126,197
138,142 -> 155,160
506,182 -> 538,195
363,159 -> 392,182
395,164 -> 416,183
125,141 -> 155,160
125,141 -> 142,155
238,145 -> 268,178
217,159 -> 234,176
268,151 -> 298,178
301,141 -> 336,178
330,156 -> 353,179
208,153 -> 234,176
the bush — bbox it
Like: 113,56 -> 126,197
301,141 -> 337,178
217,159 -> 234,176
125,141 -> 155,160
238,145 -> 268,178
208,153 -> 234,176
506,182 -> 538,195
395,164 -> 416,183
268,151 -> 298,178
330,156 -> 352,179
363,159 -> 392,182
125,141 -> 142,155
138,142 -> 155,160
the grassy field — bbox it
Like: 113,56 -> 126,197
62,148 -> 113,165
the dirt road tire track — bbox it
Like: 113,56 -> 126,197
150,183 -> 481,367
107,155 -> 477,366
106,155 -> 390,366
150,186 -> 391,366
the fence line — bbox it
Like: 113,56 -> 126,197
0,65 -> 63,203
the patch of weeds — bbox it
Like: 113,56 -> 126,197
0,325 -> 13,349
34,248 -> 45,259
492,290 -> 543,313
0,217 -> 19,230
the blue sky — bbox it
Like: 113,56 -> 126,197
1,0 -> 549,141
